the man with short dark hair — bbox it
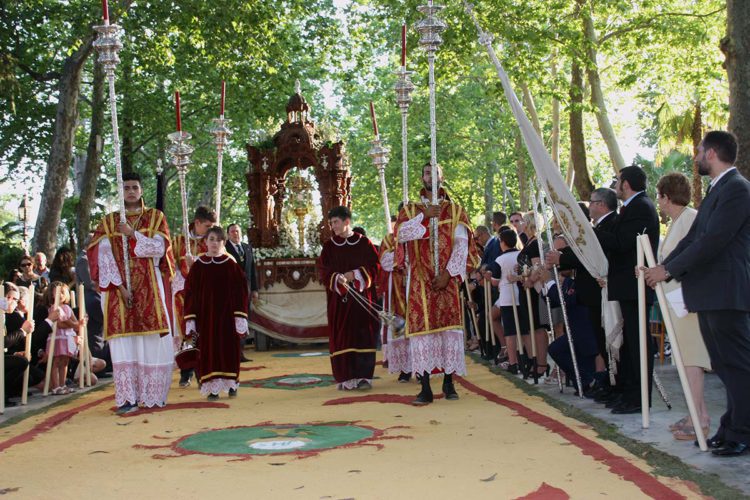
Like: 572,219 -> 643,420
596,166 -> 659,414
491,211 -> 507,234
318,206 -> 380,390
87,171 -> 176,414
645,130 -> 750,456
225,223 -> 259,363
510,211 -> 528,247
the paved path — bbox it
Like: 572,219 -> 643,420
0,351 -> 740,499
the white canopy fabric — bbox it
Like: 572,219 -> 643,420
464,2 -> 623,352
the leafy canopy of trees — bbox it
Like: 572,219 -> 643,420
0,0 -> 731,251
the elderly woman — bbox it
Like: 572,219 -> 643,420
656,172 -> 711,440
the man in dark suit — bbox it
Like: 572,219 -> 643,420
546,188 -> 618,396
645,131 -> 750,457
597,166 -> 660,414
476,225 -> 500,270
226,223 -> 259,362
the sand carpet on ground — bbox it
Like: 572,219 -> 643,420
0,352 -> 705,499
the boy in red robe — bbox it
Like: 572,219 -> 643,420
172,205 -> 215,387
184,226 -> 249,400
318,206 -> 381,390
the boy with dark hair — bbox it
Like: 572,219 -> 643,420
318,206 -> 380,390
184,226 -> 249,400
172,205 -> 217,387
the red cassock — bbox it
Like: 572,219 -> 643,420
184,254 -> 249,386
317,233 -> 381,384
172,230 -> 208,339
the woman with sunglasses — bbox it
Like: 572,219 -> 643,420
13,256 -> 49,299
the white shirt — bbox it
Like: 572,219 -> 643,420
595,211 -> 614,227
622,191 -> 643,207
710,166 -> 737,188
494,250 -> 520,307
230,241 -> 244,257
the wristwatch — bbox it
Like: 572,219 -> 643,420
664,267 -> 672,280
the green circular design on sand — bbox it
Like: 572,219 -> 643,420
177,424 -> 374,455
240,373 -> 335,390
272,352 -> 327,358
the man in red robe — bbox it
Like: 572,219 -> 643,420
184,226 -> 249,400
395,163 -> 479,404
87,172 -> 176,414
379,224 -> 410,382
171,205 -> 215,387
318,206 -> 381,390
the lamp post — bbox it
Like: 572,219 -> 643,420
18,194 -> 28,255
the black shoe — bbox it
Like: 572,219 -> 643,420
597,391 -> 620,404
228,388 -> 237,398
505,363 -> 519,375
711,441 -> 749,457
357,380 -> 372,391
589,386 -> 610,399
207,393 -> 220,401
582,386 -> 599,399
442,381 -> 459,401
397,372 -> 412,383
240,355 -> 252,363
696,434 -> 726,449
611,402 -> 642,414
412,389 -> 433,405
604,395 -> 624,408
413,372 -> 433,405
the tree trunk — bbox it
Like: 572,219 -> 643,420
484,161 -> 497,225
691,100 -> 704,208
722,0 -> 750,179
569,58 -> 595,201
551,57 -> 561,169
578,0 -> 626,173
33,38 -> 94,257
521,82 -> 543,139
515,131 -> 529,211
76,60 -> 106,248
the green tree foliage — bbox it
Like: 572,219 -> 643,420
1,0 -> 731,251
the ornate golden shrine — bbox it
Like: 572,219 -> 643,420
245,82 -> 352,249
245,83 -> 351,347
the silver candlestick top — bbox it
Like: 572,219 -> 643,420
210,117 -> 232,151
93,23 -> 123,73
415,3 -> 447,54
167,131 -> 195,173
394,68 -> 416,112
368,137 -> 390,172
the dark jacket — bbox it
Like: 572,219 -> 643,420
226,240 -> 259,293
480,237 -> 500,268
597,193 -> 660,303
558,213 -> 617,308
664,169 -> 750,312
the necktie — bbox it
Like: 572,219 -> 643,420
705,183 -> 712,197
237,243 -> 244,259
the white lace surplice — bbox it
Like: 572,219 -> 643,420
400,213 -> 469,375
409,330 -> 466,376
100,232 -> 174,407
